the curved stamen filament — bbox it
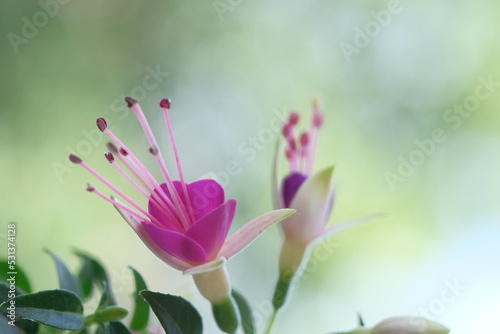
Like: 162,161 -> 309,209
88,187 -> 146,228
119,150 -> 185,228
104,129 -> 160,190
307,97 -> 325,175
128,100 -> 191,230
107,154 -> 181,230
79,161 -> 163,227
161,100 -> 196,223
103,130 -> 182,228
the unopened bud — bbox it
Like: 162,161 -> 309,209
371,316 -> 450,334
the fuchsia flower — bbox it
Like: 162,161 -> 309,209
70,97 -> 293,275
273,98 -> 374,247
273,98 -> 338,246
270,98 -> 378,316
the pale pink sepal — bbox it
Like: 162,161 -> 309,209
284,165 -> 334,243
183,257 -> 226,276
219,208 -> 295,260
310,213 -> 387,247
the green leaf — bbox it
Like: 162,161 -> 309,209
140,290 -> 202,334
0,262 -> 32,293
0,283 -> 38,334
45,250 -> 82,298
74,328 -> 90,334
129,267 -> 149,331
94,323 -> 108,334
95,321 -> 131,334
97,282 -> 115,310
15,319 -> 39,334
357,312 -> 365,327
108,321 -> 132,334
231,290 -> 254,334
0,282 -> 23,304
0,290 -> 84,330
0,314 -> 26,334
74,250 -> 113,302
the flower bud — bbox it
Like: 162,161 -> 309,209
371,316 -> 450,334
94,306 -> 129,322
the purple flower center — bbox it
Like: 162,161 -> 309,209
282,172 -> 307,208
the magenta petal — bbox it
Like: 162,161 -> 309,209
148,193 -> 183,232
185,179 -> 225,220
142,222 -> 207,264
282,172 -> 307,208
150,180 -> 225,226
186,199 -> 237,261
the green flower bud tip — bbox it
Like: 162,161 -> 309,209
212,296 -> 239,334
94,306 -> 129,322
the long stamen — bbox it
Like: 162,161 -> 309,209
307,97 -> 325,175
69,154 -> 162,227
299,132 -> 310,174
160,98 -> 195,223
98,119 -> 179,224
283,112 -> 301,173
105,152 -> 181,228
99,119 -> 160,191
107,142 -> 153,193
125,98 -> 191,230
117,147 -> 183,226
105,152 -> 148,195
87,183 -> 145,228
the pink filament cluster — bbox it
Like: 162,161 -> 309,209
282,98 -> 325,176
70,98 -> 197,233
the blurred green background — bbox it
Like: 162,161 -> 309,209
1,0 -> 500,332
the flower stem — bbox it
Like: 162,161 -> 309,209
264,308 -> 278,334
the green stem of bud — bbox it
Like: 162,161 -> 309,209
272,238 -> 309,310
192,266 -> 239,333
266,238 -> 309,334
272,270 -> 295,310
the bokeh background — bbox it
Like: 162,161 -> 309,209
1,0 -> 500,333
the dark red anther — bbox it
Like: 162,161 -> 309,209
125,97 -> 138,108
282,124 -> 292,138
300,132 -> 309,146
313,112 -> 325,128
96,117 -> 108,132
69,154 -> 82,164
119,147 -> 129,156
86,183 -> 95,192
106,142 -> 118,153
289,111 -> 300,126
149,146 -> 159,155
159,98 -> 171,109
104,152 -> 115,163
